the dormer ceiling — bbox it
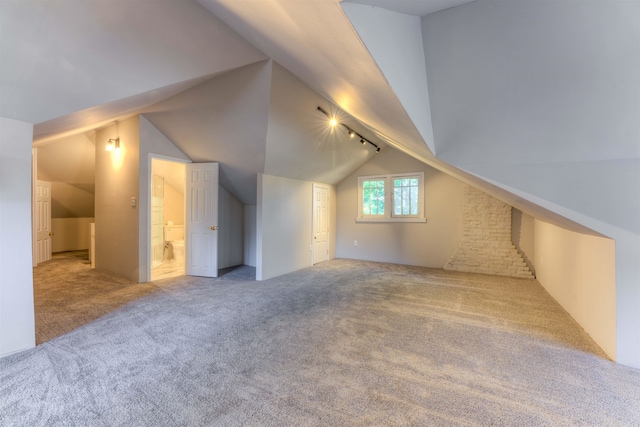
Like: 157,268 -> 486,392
2,0 -> 637,238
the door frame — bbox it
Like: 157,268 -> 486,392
311,183 -> 330,265
146,153 -> 191,282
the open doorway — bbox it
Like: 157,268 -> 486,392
32,132 -> 96,266
149,157 -> 187,281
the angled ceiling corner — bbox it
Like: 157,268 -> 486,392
341,2 -> 436,154
264,62 -> 382,185
142,60 -> 273,205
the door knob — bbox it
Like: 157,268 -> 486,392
48,232 -> 54,236
210,226 -> 217,231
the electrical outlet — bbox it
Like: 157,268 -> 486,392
354,240 -> 358,247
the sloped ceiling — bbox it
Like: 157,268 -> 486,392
344,0 -> 476,16
37,132 -> 96,218
143,61 -> 387,204
197,0 -> 433,160
0,0 -> 267,126
264,63 -> 384,186
3,0 -> 635,239
142,61 -> 272,205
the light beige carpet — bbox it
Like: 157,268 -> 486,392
3,256 -> 638,425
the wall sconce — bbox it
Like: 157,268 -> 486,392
106,138 -> 120,152
316,106 -> 380,153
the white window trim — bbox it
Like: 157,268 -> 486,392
357,172 -> 426,223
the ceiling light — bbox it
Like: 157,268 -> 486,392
316,105 -> 380,153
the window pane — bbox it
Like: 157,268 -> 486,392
362,179 -> 384,216
390,174 -> 421,217
402,187 -> 409,215
411,186 -> 418,215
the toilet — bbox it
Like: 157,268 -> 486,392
164,225 -> 185,260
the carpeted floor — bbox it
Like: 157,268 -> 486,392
2,257 -> 640,425
33,251 -> 160,344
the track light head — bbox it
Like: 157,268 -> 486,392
376,147 -> 381,153
360,139 -> 366,145
348,130 -> 356,138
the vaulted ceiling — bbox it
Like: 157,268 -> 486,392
2,0 -> 638,241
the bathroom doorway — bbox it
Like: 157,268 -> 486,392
150,157 -> 186,281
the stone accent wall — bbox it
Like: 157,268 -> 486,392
445,186 -> 534,279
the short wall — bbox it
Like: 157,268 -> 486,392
244,205 -> 257,267
51,217 -> 94,252
534,219 -> 616,359
257,174 -> 335,280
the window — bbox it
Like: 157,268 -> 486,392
361,178 -> 386,217
357,173 -> 425,223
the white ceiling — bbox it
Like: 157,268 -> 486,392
2,0 -> 626,237
197,0 -> 434,160
343,0 -> 477,16
0,0 -> 266,125
36,133 -> 95,184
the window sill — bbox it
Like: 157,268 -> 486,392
356,217 -> 427,223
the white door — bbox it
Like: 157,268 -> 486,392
35,180 -> 52,264
186,163 -> 219,277
312,184 -> 329,265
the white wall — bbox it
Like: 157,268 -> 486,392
95,117 -> 141,282
423,0 -> 639,166
139,115 -> 191,282
534,219 -> 617,360
218,186 -> 244,269
244,205 -> 257,267
51,217 -> 94,252
422,0 -> 640,368
257,174 -> 336,280
336,147 -> 464,267
163,182 -> 184,226
0,117 -> 35,358
143,61 -> 272,205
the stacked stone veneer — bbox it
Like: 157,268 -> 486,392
445,186 -> 534,279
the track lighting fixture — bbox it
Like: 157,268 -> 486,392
316,106 -> 380,153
